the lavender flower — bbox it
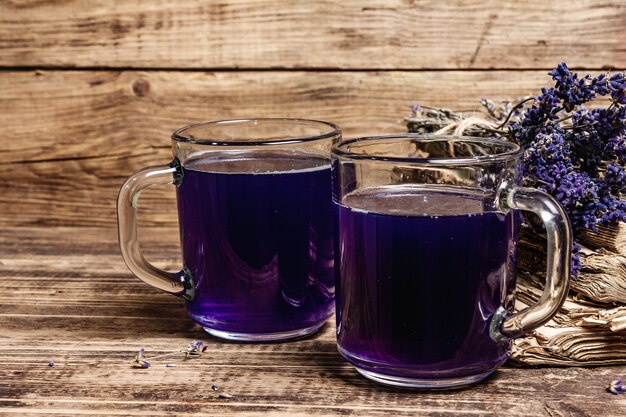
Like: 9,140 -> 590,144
548,63 -> 601,110
48,361 -> 55,367
134,348 -> 151,369
608,377 -> 626,395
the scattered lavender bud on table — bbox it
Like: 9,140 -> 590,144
133,347 -> 151,369
211,384 -> 219,391
133,340 -> 210,368
48,361 -> 54,367
608,377 -> 625,395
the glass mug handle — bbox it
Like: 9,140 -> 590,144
116,162 -> 195,301
490,183 -> 572,342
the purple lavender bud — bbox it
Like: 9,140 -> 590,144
410,103 -> 422,113
48,361 -> 54,367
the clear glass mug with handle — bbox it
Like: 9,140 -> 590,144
117,118 -> 341,341
332,134 -> 571,388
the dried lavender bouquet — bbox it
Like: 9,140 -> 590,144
407,63 -> 626,365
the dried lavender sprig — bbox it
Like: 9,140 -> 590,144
146,351 -> 187,360
132,341 -> 208,369
407,63 -> 626,278
141,341 -> 207,360
185,340 -> 208,357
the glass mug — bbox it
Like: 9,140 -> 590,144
118,119 -> 341,341
332,135 -> 571,388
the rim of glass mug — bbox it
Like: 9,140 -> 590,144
332,134 -> 523,165
172,118 -> 342,146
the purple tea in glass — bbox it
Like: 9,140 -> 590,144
118,119 -> 341,341
332,135 -> 572,388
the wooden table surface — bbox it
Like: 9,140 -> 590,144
1,226 -> 625,416
1,1 -> 625,415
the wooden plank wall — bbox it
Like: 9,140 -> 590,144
0,0 -> 624,229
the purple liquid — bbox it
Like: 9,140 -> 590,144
335,187 -> 517,380
177,152 -> 334,334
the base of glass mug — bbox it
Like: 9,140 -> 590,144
353,366 -> 494,389
203,321 -> 325,342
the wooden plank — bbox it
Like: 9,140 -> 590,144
0,0 -> 624,70
0,226 -> 625,416
1,68 -> 611,228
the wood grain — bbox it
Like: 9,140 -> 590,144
1,226 -> 625,416
0,0 -> 624,70
0,68 -> 604,228
2,1 -> 625,415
